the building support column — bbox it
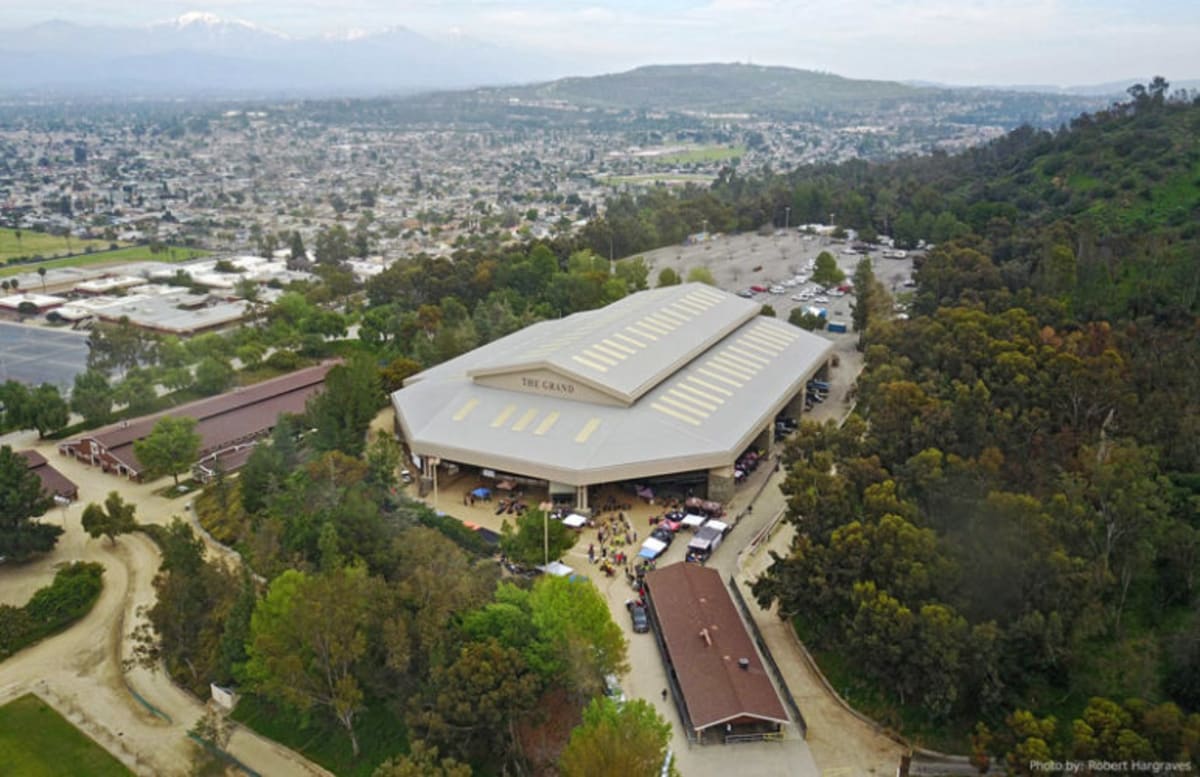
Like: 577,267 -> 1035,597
707,465 -> 736,503
575,485 -> 590,513
752,422 -> 774,452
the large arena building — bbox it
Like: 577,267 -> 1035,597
391,284 -> 832,509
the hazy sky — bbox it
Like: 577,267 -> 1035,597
4,1 -> 1199,86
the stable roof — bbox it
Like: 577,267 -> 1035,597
644,563 -> 788,732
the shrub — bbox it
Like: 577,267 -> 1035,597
0,562 -> 103,658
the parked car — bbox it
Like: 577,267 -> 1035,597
737,289 -> 754,298
651,526 -> 674,546
604,673 -> 627,703
628,603 -> 650,634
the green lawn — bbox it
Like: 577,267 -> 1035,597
597,173 -> 716,187
0,694 -> 131,776
0,227 -> 117,263
231,694 -> 408,777
651,144 -> 746,165
0,243 -> 209,278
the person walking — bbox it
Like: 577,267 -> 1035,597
661,688 -> 668,701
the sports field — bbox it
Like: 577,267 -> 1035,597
651,144 -> 746,165
0,693 -> 131,776
0,227 -> 118,263
0,241 -> 208,278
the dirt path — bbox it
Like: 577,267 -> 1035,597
0,437 -> 330,777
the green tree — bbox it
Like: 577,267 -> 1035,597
307,356 -> 383,457
410,637 -> 540,766
80,490 -> 137,545
289,231 -> 306,263
527,574 -> 629,695
314,224 -> 352,265
133,416 -> 201,485
0,445 -> 59,561
138,519 -> 240,693
71,369 -> 113,426
27,384 -> 69,438
685,266 -> 716,285
656,267 -> 681,287
244,565 -> 377,757
499,509 -> 576,568
811,251 -> 846,287
114,369 -> 156,414
193,356 -> 234,396
373,740 -> 470,777
613,257 -> 650,293
788,308 -> 824,330
0,380 -> 30,431
560,697 -> 673,777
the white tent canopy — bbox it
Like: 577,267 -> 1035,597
538,561 -> 575,577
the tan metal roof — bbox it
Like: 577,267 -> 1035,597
393,286 -> 831,485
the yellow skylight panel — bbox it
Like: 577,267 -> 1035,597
659,394 -> 710,418
452,398 -> 480,421
668,388 -> 718,412
533,412 -> 560,436
512,408 -> 539,431
601,338 -> 636,354
652,402 -> 702,426
727,345 -> 769,365
698,367 -> 743,388
687,376 -> 734,396
571,354 -> 609,372
581,348 -> 618,366
676,382 -> 725,404
575,418 -> 601,443
490,404 -> 517,428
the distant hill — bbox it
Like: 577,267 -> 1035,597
0,14 -> 561,97
493,63 -> 918,113
427,62 -> 1113,127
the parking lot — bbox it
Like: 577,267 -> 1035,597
637,230 -> 917,334
0,321 -> 89,391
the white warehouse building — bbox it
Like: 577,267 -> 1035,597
391,283 -> 832,508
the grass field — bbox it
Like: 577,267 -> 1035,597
0,243 -> 209,278
651,145 -> 745,165
0,694 -> 131,777
597,173 -> 716,187
0,227 -> 117,263
232,694 -> 407,777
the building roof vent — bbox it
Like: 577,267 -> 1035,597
738,657 -> 750,670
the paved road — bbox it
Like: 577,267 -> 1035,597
0,433 -> 330,777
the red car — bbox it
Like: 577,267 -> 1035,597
749,285 -> 768,293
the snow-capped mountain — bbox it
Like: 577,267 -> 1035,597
0,12 -> 563,97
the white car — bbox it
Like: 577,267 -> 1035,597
790,294 -> 806,302
769,285 -> 786,294
814,296 -> 831,303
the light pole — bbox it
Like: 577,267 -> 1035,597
785,206 -> 790,232
543,509 -> 549,566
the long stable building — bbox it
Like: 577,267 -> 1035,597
60,362 -> 336,480
392,284 -> 832,507
644,563 -> 790,741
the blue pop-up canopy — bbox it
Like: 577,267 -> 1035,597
471,487 -> 491,498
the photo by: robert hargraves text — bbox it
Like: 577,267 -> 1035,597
1030,761 -> 1194,774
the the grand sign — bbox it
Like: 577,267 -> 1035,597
521,377 -> 577,395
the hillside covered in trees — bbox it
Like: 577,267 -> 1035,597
738,84 -> 1200,764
